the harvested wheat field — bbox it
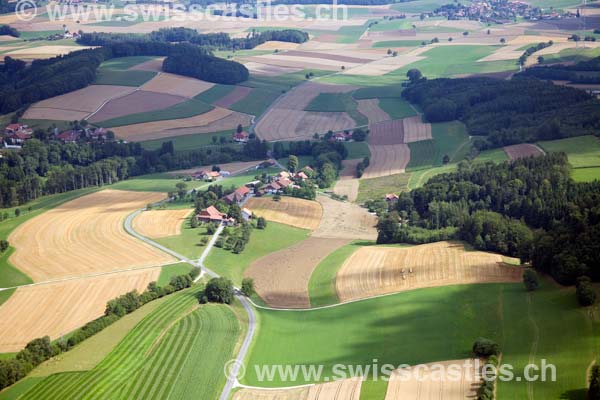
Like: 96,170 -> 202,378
256,82 -> 358,140
385,360 -> 481,400
477,44 -> 524,62
246,237 -> 351,308
0,268 -> 160,352
88,90 -> 187,123
9,190 -> 174,282
333,159 -> 361,202
132,209 -> 192,239
402,116 -> 432,143
110,107 -> 252,142
4,45 -> 95,59
214,86 -> 253,108
24,85 -> 134,120
503,143 -> 545,160
129,57 -> 165,72
235,378 -> 362,400
242,54 -> 348,71
243,61 -> 302,76
336,241 -> 522,302
344,47 -> 430,76
356,99 -> 391,124
254,40 -> 301,50
313,195 -> 377,240
246,197 -> 323,230
140,72 -> 214,98
283,50 -> 372,64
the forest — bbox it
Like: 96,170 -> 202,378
376,154 -> 600,285
402,76 -> 600,149
519,56 -> 600,84
0,137 -> 269,208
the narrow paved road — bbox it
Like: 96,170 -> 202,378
124,206 -> 256,400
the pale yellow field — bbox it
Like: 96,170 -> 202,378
356,99 -> 391,124
255,40 -> 301,50
234,378 -> 362,400
0,268 -> 160,352
385,360 -> 481,400
336,241 -> 522,302
140,72 -> 214,98
402,115 -> 432,143
24,85 -> 134,120
243,61 -> 303,76
246,196 -> 323,230
3,45 -> 95,59
312,195 -> 377,240
132,209 -> 192,239
9,189 -> 174,282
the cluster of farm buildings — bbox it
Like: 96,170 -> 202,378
433,0 -> 576,23
2,124 -> 113,148
194,166 -> 314,226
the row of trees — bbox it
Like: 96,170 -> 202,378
376,154 -> 600,285
0,136 -> 268,208
402,76 -> 600,149
518,41 -> 553,66
519,56 -> 600,84
0,269 -> 199,391
150,27 -> 308,50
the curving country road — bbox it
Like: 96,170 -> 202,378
124,205 -> 256,400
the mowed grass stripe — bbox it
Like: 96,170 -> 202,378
128,315 -> 198,399
22,289 -> 197,399
79,291 -> 197,398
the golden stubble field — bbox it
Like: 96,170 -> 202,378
9,189 -> 175,282
336,241 -> 522,302
0,268 -> 160,352
133,209 -> 193,239
234,377 -> 362,400
245,196 -> 323,231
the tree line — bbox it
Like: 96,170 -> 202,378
0,136 -> 268,208
402,76 -> 600,149
149,27 -> 308,50
0,25 -> 19,37
0,269 -> 199,391
519,56 -> 600,84
376,154 -> 600,285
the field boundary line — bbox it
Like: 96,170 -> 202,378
0,261 -> 180,292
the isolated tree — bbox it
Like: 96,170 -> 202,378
500,38 -> 506,44
442,154 -> 450,164
14,208 -> 20,217
212,136 -> 218,144
448,37 -> 453,42
175,182 -> 187,199
256,216 -> 267,229
387,48 -> 392,55
0,240 -> 8,253
392,51 -> 398,57
288,155 -> 299,172
204,277 -> 234,304
590,364 -> 600,400
352,128 -> 367,142
241,278 -> 255,296
523,269 -> 540,291
407,68 -> 422,83
190,216 -> 199,229
236,124 -> 243,134
576,277 -> 597,307
537,56 -> 545,64
472,337 -> 499,357
212,165 -> 221,172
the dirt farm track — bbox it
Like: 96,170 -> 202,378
9,190 -> 174,282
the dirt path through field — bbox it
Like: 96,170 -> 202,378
245,237 -> 351,308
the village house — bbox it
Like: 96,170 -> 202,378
263,181 -> 282,194
294,171 -> 309,181
57,130 -> 81,143
241,208 -> 253,221
233,131 -> 249,143
3,124 -> 33,148
192,170 -> 221,181
385,193 -> 399,203
197,205 -> 236,225
222,186 -> 251,205
331,131 -> 351,142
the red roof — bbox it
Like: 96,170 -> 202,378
233,131 -> 249,139
235,186 -> 250,196
7,132 -> 31,140
198,206 -> 226,221
57,130 -> 80,142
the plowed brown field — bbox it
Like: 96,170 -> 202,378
356,99 -> 391,124
503,144 -> 545,160
88,90 -> 187,123
336,241 -> 522,302
402,115 -> 432,143
9,190 -> 174,282
245,237 -> 350,308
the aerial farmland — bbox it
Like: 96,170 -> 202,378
0,0 -> 599,399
